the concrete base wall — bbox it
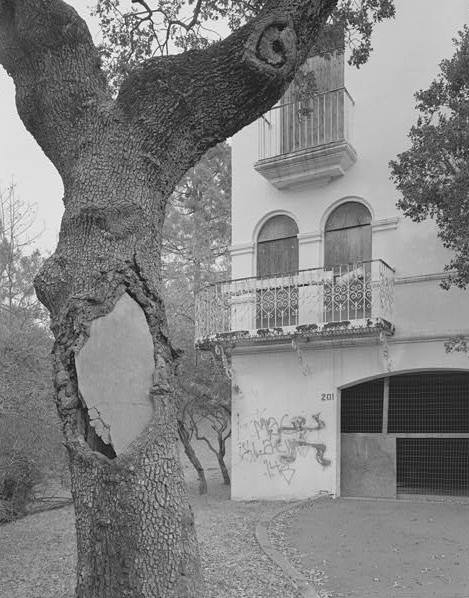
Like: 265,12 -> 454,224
231,337 -> 469,500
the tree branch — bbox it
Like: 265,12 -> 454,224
117,0 -> 338,192
0,0 -> 110,178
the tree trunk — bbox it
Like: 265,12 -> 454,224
0,1 -> 338,595
217,451 -> 231,486
32,127 -> 204,597
217,432 -> 231,486
178,420 -> 208,495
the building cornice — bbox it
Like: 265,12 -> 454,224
390,330 -> 469,344
372,217 -> 400,232
230,242 -> 255,257
298,231 -> 322,244
231,330 -> 469,354
395,272 -> 447,285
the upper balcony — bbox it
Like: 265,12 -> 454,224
255,87 -> 357,189
195,260 -> 395,349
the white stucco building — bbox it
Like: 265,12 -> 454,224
196,0 -> 469,500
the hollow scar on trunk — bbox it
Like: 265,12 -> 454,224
75,293 -> 154,454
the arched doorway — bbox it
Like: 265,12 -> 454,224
340,372 -> 469,498
256,215 -> 299,328
324,202 -> 372,322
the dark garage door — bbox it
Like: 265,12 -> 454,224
341,372 -> 469,498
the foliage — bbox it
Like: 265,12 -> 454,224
161,142 -> 231,487
163,142 -> 231,289
177,354 -> 231,485
163,141 -> 230,358
0,451 -> 40,522
390,27 -> 469,289
0,309 -> 64,521
445,335 -> 468,355
0,184 -> 64,521
93,0 -> 395,90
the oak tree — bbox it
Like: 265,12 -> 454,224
390,26 -> 469,289
0,0 -> 394,596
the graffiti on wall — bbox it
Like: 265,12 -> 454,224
238,413 -> 331,485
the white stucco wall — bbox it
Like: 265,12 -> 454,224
231,0 -> 467,280
229,0 -> 469,500
232,340 -> 469,501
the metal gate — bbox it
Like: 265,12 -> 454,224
341,372 -> 469,498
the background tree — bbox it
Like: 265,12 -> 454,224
0,182 -> 45,325
0,183 -> 63,522
390,26 -> 469,289
0,1 -> 395,596
184,384 -> 231,485
163,141 -> 231,300
163,141 -> 231,494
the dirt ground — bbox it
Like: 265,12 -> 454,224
0,436 -> 303,598
3,434 -> 469,598
271,496 -> 469,598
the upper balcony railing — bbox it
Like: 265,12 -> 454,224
258,87 -> 355,161
195,260 -> 394,344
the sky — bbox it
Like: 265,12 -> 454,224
0,1 -> 467,254
0,1 -> 98,253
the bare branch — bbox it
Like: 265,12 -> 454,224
116,0 -> 338,191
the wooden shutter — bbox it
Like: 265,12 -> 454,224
257,216 -> 299,277
324,202 -> 372,267
280,50 -> 345,154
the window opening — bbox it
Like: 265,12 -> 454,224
341,379 -> 384,433
397,438 -> 469,496
388,373 -> 469,434
324,202 -> 372,322
256,215 -> 299,328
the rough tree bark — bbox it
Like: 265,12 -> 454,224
0,0 -> 337,596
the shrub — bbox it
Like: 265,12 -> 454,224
0,450 -> 42,523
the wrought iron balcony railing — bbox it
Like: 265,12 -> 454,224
258,87 -> 355,161
195,260 -> 394,343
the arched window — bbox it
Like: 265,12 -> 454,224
324,201 -> 372,268
257,215 -> 299,278
323,202 -> 372,322
256,215 -> 299,328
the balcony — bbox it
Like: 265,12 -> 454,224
195,260 -> 395,349
255,87 -> 357,189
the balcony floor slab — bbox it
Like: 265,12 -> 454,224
196,317 -> 394,352
254,140 -> 357,189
